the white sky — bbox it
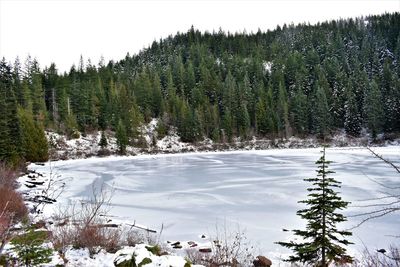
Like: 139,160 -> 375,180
0,0 -> 399,72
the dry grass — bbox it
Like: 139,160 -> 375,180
0,187 -> 28,222
0,163 -> 28,255
186,223 -> 254,267
0,162 -> 19,189
51,183 -> 124,256
351,247 -> 400,267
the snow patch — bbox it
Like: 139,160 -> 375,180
140,118 -> 159,146
156,130 -> 195,152
263,61 -> 272,73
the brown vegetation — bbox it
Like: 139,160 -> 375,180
0,163 -> 28,255
52,183 -> 123,257
0,187 -> 28,222
186,223 -> 254,267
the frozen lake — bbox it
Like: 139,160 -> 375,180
32,147 -> 400,260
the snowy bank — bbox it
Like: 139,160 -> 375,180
17,146 -> 400,265
46,120 -> 400,161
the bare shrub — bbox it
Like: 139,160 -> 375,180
124,228 -> 145,247
0,162 -> 18,189
186,223 -> 254,267
352,247 -> 400,267
51,182 -> 122,256
51,220 -> 74,256
0,187 -> 28,222
76,224 -> 121,254
0,208 -> 13,251
0,163 -> 28,255
186,249 -> 207,266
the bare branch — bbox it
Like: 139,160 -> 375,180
361,170 -> 400,190
0,201 -> 10,219
354,194 -> 400,202
367,147 -> 400,174
351,148 -> 400,229
350,199 -> 400,208
350,206 -> 398,218
32,161 -> 68,217
349,208 -> 397,230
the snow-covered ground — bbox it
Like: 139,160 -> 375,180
21,146 -> 400,264
45,119 -> 400,160
54,244 -> 200,267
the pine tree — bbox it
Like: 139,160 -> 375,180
364,79 -> 384,139
290,88 -> 307,135
344,84 -> 361,137
11,228 -> 53,266
0,59 -> 23,164
116,119 -> 128,154
265,86 -> 277,136
13,57 -> 24,106
0,85 -> 9,161
30,61 -> 47,123
236,104 -> 250,138
276,82 -> 290,138
221,108 -> 233,142
18,108 -> 49,162
381,60 -> 400,132
330,71 -> 346,128
135,70 -> 152,121
151,73 -> 163,117
178,102 -> 202,142
43,63 -> 59,124
255,98 -> 268,135
277,147 -> 353,266
314,85 -> 331,138
184,60 -> 196,99
99,131 -> 108,149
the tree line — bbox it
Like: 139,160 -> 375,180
1,12 -> 400,164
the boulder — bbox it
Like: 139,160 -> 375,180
253,255 -> 272,267
187,241 -> 197,246
114,254 -> 136,267
199,248 -> 212,253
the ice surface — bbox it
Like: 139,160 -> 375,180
29,147 -> 400,261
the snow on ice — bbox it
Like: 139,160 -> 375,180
20,146 -> 400,264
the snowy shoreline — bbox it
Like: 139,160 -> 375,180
45,120 -> 400,163
18,145 -> 400,266
16,119 -> 400,266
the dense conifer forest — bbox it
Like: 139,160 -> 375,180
1,12 -> 399,164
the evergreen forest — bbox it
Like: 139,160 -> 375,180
1,12 -> 400,164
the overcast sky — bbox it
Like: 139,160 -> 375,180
0,0 -> 399,72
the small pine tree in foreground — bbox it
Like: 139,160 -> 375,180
10,228 -> 53,266
277,147 -> 353,266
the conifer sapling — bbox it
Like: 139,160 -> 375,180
99,131 -> 108,149
277,147 -> 353,266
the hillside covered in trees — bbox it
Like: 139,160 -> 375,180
1,12 -> 399,164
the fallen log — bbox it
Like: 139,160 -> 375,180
26,180 -> 45,185
91,223 -> 119,228
125,221 -> 157,233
